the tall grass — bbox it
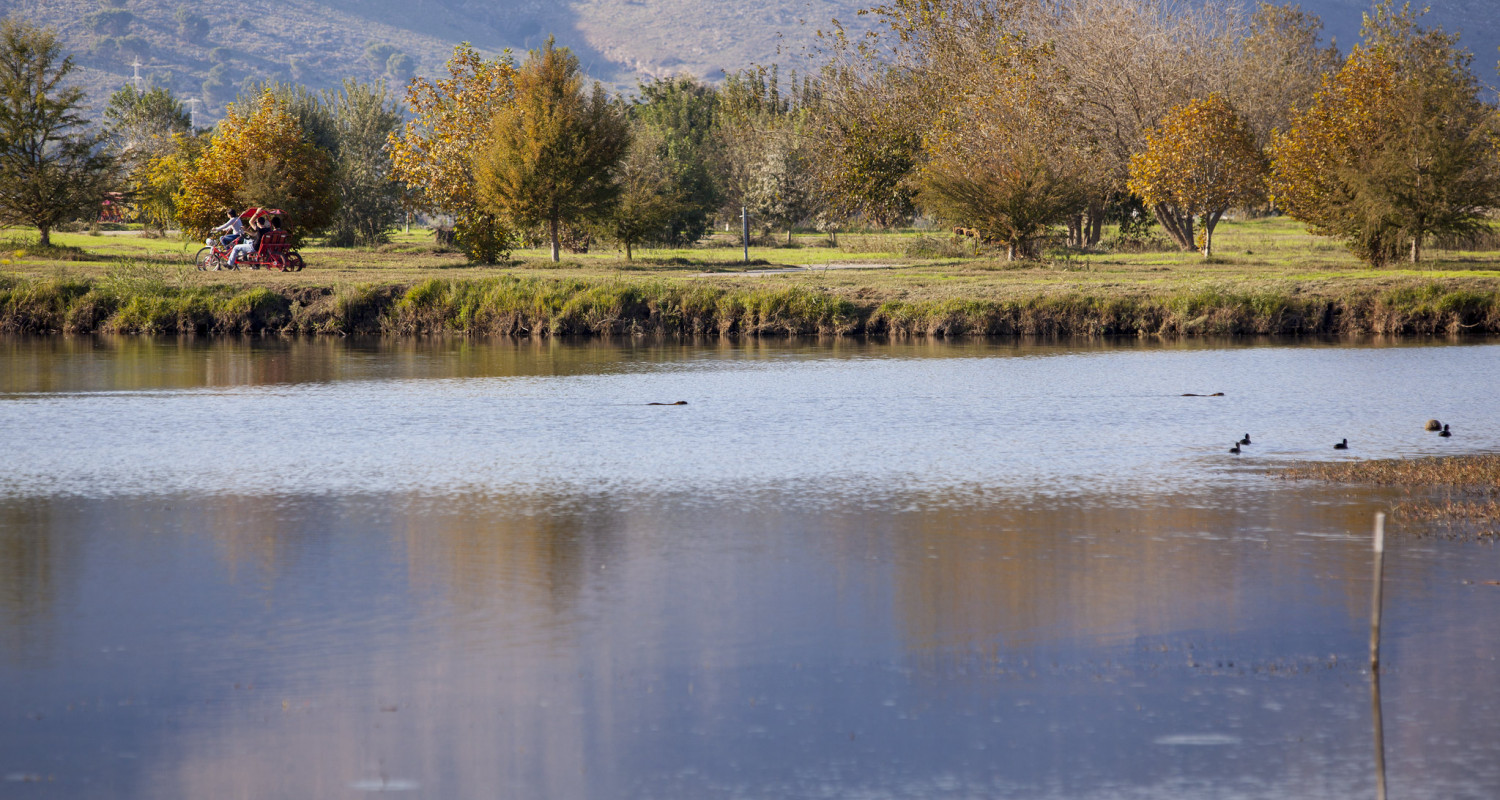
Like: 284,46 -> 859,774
1,273 -> 1498,337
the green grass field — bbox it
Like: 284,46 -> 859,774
4,217 -> 1500,337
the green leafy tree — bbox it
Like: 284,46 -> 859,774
1127,93 -> 1267,258
104,85 -> 192,232
747,126 -> 818,244
325,80 -> 404,246
631,76 -> 720,244
386,53 -> 415,83
0,18 -> 117,246
173,6 -> 209,41
137,132 -> 204,232
475,38 -> 629,262
601,123 -> 681,260
88,8 -> 132,37
365,42 -> 398,72
1268,2 -> 1500,264
104,85 -> 192,162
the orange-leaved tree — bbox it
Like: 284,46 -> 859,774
387,43 -> 517,263
176,90 -> 336,238
1268,2 -> 1500,265
1127,93 -> 1266,258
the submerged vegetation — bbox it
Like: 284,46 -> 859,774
1279,455 -> 1500,539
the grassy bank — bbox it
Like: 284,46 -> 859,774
1279,456 -> 1500,540
4,270 -> 1500,337
4,217 -> 1500,336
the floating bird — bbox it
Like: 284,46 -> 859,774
1239,434 -> 1252,446
1334,439 -> 1348,450
1440,424 -> 1452,438
1229,443 -> 1241,454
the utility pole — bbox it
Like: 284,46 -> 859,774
130,58 -> 143,90
186,97 -> 199,131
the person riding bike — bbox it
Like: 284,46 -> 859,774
227,211 -> 271,268
210,209 -> 245,247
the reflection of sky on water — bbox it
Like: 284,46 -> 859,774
3,337 -> 1500,500
1,338 -> 1499,798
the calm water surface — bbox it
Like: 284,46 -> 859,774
2,336 -> 1498,799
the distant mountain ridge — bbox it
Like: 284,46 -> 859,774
2,0 -> 1494,123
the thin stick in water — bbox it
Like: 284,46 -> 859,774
1370,512 -> 1386,672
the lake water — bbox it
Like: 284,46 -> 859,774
2,336 -> 1498,799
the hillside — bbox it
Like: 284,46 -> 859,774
1,0 -> 1495,123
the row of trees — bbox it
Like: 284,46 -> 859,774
2,2 -> 1498,265
817,0 -> 1500,262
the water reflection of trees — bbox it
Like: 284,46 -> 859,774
891,489 -> 1391,660
0,500 -> 77,665
6,335 -> 1394,395
401,494 -> 619,624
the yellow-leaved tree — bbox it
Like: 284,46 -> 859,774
138,131 -> 205,232
1268,2 -> 1500,265
176,90 -> 336,238
388,43 -> 517,263
1127,93 -> 1266,258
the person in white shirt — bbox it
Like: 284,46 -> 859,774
210,210 -> 244,247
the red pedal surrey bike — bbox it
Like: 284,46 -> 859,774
194,207 -> 305,272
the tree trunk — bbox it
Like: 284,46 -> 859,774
1410,236 -> 1421,263
38,226 -> 50,248
625,240 -> 633,261
787,227 -> 793,246
1066,214 -> 1083,247
1086,198 -> 1106,246
1201,211 -> 1224,258
1152,204 -> 1195,252
549,217 -> 560,262
1006,241 -> 1017,262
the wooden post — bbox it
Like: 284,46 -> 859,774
741,206 -> 750,264
1369,512 -> 1386,672
1372,668 -> 1388,800
1369,511 -> 1388,800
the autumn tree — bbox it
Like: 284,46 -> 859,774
1268,2 -> 1500,265
388,42 -> 517,263
1043,0 -> 1245,244
136,132 -> 204,232
0,18 -> 116,246
1127,93 -> 1266,257
175,90 -> 336,237
474,39 -> 628,262
920,37 -> 1093,261
1228,2 -> 1341,149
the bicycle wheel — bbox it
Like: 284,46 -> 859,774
194,247 -> 223,271
287,252 -> 305,272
